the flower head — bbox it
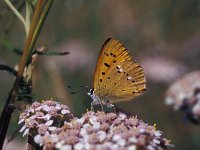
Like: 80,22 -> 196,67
18,100 -> 73,137
19,100 -> 172,149
165,71 -> 200,124
32,111 -> 172,149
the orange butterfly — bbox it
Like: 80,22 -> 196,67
88,38 -> 146,109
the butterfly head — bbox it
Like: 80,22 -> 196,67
87,88 -> 94,96
87,88 -> 101,102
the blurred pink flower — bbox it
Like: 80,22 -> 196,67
18,100 -> 73,137
19,100 -> 173,149
53,39 -> 95,72
165,71 -> 200,124
141,55 -> 186,83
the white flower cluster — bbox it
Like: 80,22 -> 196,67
19,102 -> 172,150
165,71 -> 200,124
18,100 -> 73,137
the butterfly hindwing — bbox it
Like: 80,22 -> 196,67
93,38 -> 146,103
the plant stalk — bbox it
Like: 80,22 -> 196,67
0,0 -> 54,148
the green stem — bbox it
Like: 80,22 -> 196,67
0,0 -> 54,148
29,0 -> 54,58
4,0 -> 26,31
25,0 -> 33,36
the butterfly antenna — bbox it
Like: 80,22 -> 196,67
67,85 -> 85,88
67,84 -> 90,95
70,88 -> 86,95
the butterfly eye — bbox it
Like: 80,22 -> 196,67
90,88 -> 94,95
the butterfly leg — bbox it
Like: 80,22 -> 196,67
99,101 -> 104,111
91,100 -> 99,111
108,103 -> 116,112
91,100 -> 103,111
103,101 -> 116,112
91,101 -> 94,111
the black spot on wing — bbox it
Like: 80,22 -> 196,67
104,52 -> 109,56
104,63 -> 110,67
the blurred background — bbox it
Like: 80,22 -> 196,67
0,0 -> 200,149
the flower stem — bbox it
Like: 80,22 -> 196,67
0,0 -> 54,148
4,0 -> 26,32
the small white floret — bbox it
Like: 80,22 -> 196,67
61,109 -> 70,114
60,145 -> 72,150
128,145 -> 137,150
45,120 -> 54,126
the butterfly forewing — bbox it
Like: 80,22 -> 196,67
93,38 -> 146,103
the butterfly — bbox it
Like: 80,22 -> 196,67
88,38 -> 146,109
